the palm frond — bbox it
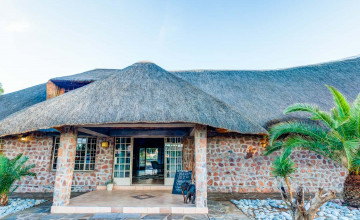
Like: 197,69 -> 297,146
272,153 -> 297,178
342,140 -> 360,169
269,121 -> 328,145
264,141 -> 284,156
269,85 -> 360,173
352,150 -> 360,169
284,103 -> 334,128
326,85 -> 350,118
0,154 -> 36,197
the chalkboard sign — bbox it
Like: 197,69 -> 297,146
172,170 -> 192,194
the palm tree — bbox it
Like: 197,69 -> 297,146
0,83 -> 3,95
271,151 -> 335,220
0,154 -> 36,206
272,150 -> 297,202
265,85 -> 360,207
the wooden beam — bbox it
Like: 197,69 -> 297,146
84,123 -> 196,128
189,127 -> 195,137
109,128 -> 190,137
77,127 -> 110,138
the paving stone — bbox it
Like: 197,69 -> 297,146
167,214 -> 185,220
141,214 -> 169,219
91,213 -> 120,219
40,213 -> 70,219
183,214 -> 208,220
60,214 -> 94,219
116,213 -> 142,219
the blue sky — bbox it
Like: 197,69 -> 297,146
1,0 -> 360,93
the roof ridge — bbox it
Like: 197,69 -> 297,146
170,55 -> 360,73
0,62 -> 267,137
165,67 -> 267,133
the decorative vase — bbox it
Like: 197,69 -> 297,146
106,183 -> 114,191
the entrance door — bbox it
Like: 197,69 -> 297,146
132,138 -> 165,185
113,137 -> 133,185
164,137 -> 183,185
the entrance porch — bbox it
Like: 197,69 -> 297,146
51,124 -> 208,214
51,190 -> 209,214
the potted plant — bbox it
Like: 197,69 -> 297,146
106,179 -> 114,191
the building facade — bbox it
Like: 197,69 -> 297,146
1,58 -> 359,213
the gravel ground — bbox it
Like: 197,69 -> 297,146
231,199 -> 360,220
0,198 -> 46,219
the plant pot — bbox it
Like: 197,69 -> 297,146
106,183 -> 114,191
343,174 -> 360,207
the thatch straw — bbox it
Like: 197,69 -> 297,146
0,83 -> 46,120
51,69 -> 122,83
2,57 -> 360,135
0,62 -> 267,137
172,57 -> 360,128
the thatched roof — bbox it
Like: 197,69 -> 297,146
51,69 -> 121,83
0,62 -> 267,137
1,57 -> 360,136
172,57 -> 360,128
0,83 -> 47,120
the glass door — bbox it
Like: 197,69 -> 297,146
113,137 -> 133,185
164,137 -> 183,185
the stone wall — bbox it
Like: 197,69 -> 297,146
206,135 -> 347,193
2,133 -> 347,194
2,133 -> 114,193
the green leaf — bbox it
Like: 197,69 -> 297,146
326,85 -> 350,118
284,103 -> 334,128
0,154 -> 36,199
269,121 -> 328,145
264,141 -> 284,156
272,153 -> 297,178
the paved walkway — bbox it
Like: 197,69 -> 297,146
3,193 -> 249,220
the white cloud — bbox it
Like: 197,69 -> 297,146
5,20 -> 31,32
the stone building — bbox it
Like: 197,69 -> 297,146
0,58 -> 359,213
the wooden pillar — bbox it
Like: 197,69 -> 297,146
52,126 -> 77,206
194,124 -> 207,208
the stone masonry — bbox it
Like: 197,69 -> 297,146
206,134 -> 347,193
1,133 -> 114,193
194,125 -> 207,208
53,126 -> 78,206
1,131 -> 347,195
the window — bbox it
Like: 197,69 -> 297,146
0,138 -> 4,154
51,137 -> 97,171
113,137 -> 131,178
165,137 -> 183,178
51,137 -> 60,170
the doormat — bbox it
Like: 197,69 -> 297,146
132,194 -> 155,200
135,174 -> 164,180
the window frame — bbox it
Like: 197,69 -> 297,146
51,136 -> 97,172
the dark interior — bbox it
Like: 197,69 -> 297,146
132,138 -> 165,185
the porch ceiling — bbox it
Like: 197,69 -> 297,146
77,126 -> 193,137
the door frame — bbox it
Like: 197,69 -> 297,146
112,136 -> 183,186
164,137 -> 184,186
112,137 -> 134,186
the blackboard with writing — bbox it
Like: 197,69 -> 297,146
172,170 -> 192,194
